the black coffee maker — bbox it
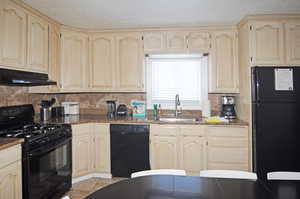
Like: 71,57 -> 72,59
220,96 -> 237,120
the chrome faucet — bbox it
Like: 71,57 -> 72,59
175,94 -> 182,117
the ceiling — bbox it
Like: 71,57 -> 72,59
23,0 -> 300,30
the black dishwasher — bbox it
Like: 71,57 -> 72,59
110,124 -> 150,177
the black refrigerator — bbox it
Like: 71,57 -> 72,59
252,66 -> 300,182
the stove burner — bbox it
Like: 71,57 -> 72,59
0,123 -> 66,140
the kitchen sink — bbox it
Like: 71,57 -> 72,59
158,117 -> 199,123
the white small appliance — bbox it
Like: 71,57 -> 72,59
61,102 -> 80,115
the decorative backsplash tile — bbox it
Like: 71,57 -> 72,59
0,86 -> 30,106
0,86 -> 235,117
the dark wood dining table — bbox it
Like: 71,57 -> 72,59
85,175 -> 300,199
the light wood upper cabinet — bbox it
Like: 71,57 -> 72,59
250,22 -> 284,65
286,22 -> 300,65
187,32 -> 211,52
0,0 -> 26,69
150,135 -> 178,169
61,30 -> 88,90
94,123 -> 111,174
0,161 -> 22,199
90,34 -> 115,90
179,136 -> 206,175
166,31 -> 188,52
115,33 -> 144,91
210,31 -> 239,93
49,24 -> 61,90
27,14 -> 49,73
143,32 -> 165,52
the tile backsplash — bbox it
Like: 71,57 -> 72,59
0,86 -> 30,106
0,86 -> 233,116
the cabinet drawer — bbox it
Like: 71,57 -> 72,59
180,125 -> 205,136
207,126 -> 248,137
208,137 -> 248,147
208,147 -> 248,164
150,125 -> 179,136
0,144 -> 21,169
72,124 -> 91,136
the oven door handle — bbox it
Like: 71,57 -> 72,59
28,137 -> 71,157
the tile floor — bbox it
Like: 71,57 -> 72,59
65,177 -> 127,199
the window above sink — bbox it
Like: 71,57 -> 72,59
146,53 -> 209,110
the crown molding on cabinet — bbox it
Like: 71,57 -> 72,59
11,0 -> 61,26
238,14 -> 300,28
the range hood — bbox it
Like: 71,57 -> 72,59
0,68 -> 57,86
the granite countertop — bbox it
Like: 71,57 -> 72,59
36,114 -> 248,126
0,138 -> 24,151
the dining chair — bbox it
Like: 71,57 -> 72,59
267,172 -> 300,180
131,169 -> 186,178
199,170 -> 258,180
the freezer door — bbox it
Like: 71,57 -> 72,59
252,67 -> 300,103
253,101 -> 300,182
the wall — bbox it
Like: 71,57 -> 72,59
0,86 -> 31,106
0,86 -> 230,116
30,92 -> 146,114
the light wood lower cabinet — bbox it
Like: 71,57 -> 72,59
150,124 -> 250,175
72,124 -> 93,178
72,123 -> 111,178
150,135 -> 178,169
0,144 -> 22,199
150,125 -> 207,175
93,123 -> 111,174
179,136 -> 206,176
206,126 -> 250,171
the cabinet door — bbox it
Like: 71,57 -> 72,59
94,124 -> 111,174
0,160 -> 22,199
166,31 -> 187,52
143,32 -> 165,52
90,34 -> 115,90
286,22 -> 300,65
115,33 -> 144,91
150,136 -> 178,169
49,24 -> 61,90
251,22 -> 284,65
210,31 -> 239,93
187,32 -> 211,52
179,136 -> 206,176
61,30 -> 88,90
0,0 -> 26,69
207,126 -> 250,171
27,15 -> 49,73
72,134 -> 93,177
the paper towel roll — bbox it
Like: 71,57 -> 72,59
202,100 -> 211,117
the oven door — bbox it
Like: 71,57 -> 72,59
23,137 -> 72,199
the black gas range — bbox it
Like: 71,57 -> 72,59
0,104 -> 72,199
